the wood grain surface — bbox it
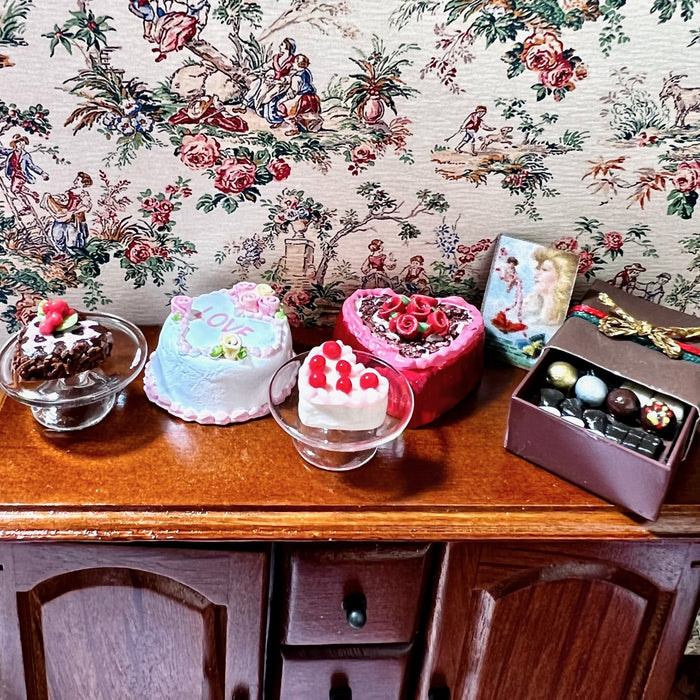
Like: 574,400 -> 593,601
0,327 -> 697,541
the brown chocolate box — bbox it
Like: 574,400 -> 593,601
505,280 -> 700,520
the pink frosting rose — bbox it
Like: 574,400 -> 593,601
179,133 -> 221,170
238,289 -> 261,313
214,157 -> 257,194
672,160 -> 700,193
522,31 -> 564,72
257,294 -> 280,316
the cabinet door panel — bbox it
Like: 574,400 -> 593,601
419,542 -> 693,700
9,544 -> 268,700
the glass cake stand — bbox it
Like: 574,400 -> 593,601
0,312 -> 147,432
268,350 -> 414,471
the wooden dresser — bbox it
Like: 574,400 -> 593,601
0,328 -> 698,700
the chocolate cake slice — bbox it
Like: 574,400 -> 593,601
12,316 -> 114,381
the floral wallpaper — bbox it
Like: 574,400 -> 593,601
0,0 -> 699,339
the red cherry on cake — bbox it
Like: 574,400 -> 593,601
336,360 -> 351,375
322,341 -> 342,360
336,376 -> 352,394
309,372 -> 327,389
309,354 -> 326,371
45,299 -> 70,316
360,372 -> 379,390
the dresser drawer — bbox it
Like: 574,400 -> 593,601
278,649 -> 411,700
282,544 -> 431,645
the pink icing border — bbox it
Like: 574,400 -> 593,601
340,288 -> 484,370
143,354 -> 291,425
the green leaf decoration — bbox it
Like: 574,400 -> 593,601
210,345 -> 224,358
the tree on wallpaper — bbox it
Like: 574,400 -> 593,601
215,182 -> 452,325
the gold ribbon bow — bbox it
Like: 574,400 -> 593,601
597,292 -> 700,359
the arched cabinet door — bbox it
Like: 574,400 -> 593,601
2,543 -> 268,700
419,542 -> 699,700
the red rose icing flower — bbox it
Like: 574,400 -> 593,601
378,294 -> 406,320
406,295 -> 437,321
427,309 -> 450,336
395,313 -> 419,340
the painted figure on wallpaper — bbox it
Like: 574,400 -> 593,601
360,239 -> 397,289
609,262 -> 646,295
41,172 -> 93,255
434,98 -> 587,220
245,37 -> 296,126
451,106 -> 495,155
0,134 -> 49,215
399,255 -> 430,295
278,54 -> 323,136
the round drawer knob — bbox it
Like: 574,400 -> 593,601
342,592 -> 367,629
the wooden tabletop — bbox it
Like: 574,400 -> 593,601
0,327 -> 698,542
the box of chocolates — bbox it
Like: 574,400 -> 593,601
505,280 -> 700,520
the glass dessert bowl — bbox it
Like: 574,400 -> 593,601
268,350 -> 414,471
0,312 -> 147,431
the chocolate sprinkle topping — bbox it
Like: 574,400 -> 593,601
358,294 -> 472,358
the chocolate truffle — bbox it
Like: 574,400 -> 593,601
583,408 -> 608,435
560,397 -> 584,427
606,388 -> 640,424
575,375 -> 608,407
641,400 -> 676,437
539,388 -> 565,415
546,361 -> 578,392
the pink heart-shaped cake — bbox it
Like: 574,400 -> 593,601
334,289 -> 484,427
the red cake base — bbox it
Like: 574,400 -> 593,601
333,290 -> 484,428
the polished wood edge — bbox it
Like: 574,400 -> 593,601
0,506 -> 697,541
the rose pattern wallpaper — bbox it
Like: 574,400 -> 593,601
0,0 -> 699,339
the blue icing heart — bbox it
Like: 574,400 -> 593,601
186,291 -> 276,350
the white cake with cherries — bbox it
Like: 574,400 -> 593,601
298,340 -> 389,431
144,282 -> 293,425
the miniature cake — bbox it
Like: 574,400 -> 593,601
12,299 -> 113,380
144,282 -> 293,425
334,289 -> 484,427
298,340 -> 389,431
